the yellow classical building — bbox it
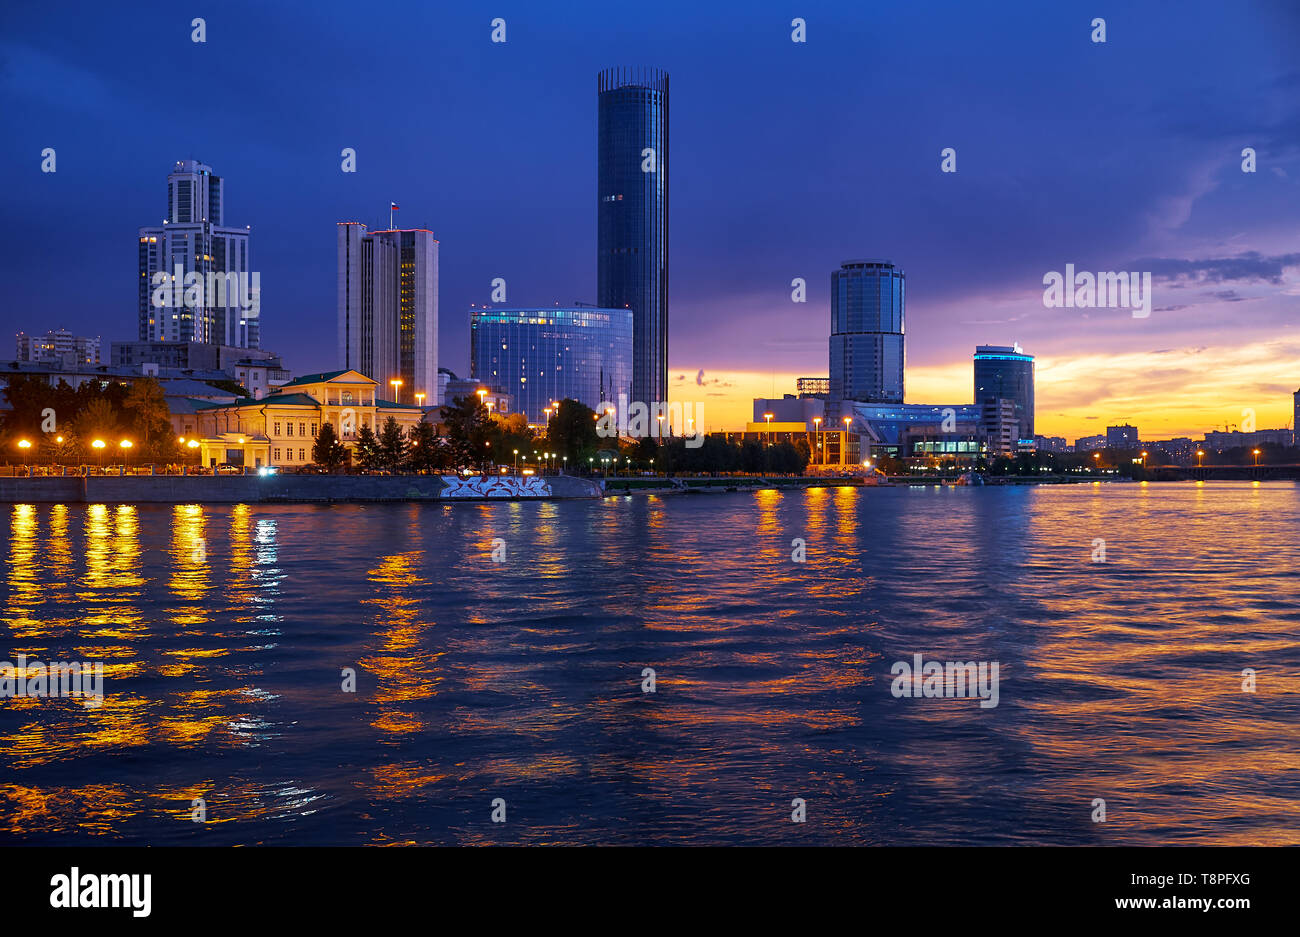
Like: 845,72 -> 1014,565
190,369 -> 425,469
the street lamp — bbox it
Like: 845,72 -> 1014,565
813,416 -> 822,464
17,439 -> 31,472
513,448 -> 519,473
415,392 -> 425,408
92,438 -> 106,470
120,439 -> 133,470
1140,450 -> 1147,469
1253,448 -> 1261,467
842,416 -> 852,466
390,378 -> 403,404
1196,449 -> 1205,467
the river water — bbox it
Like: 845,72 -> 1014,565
2,482 -> 1297,845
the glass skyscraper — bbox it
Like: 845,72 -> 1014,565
829,260 -> 905,404
470,307 -> 633,424
597,67 -> 668,406
973,344 -> 1035,440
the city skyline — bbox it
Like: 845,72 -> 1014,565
2,0 -> 1298,439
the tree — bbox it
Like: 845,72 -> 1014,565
443,395 -> 491,469
546,398 -> 599,464
0,375 -> 53,438
72,397 -> 119,443
123,377 -> 171,447
630,435 -> 658,473
354,423 -> 381,472
377,416 -> 408,471
407,422 -> 443,473
312,422 -> 348,472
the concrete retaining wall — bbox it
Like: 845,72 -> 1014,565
0,474 -> 600,504
0,478 -> 86,503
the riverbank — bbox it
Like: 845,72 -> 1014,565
0,473 -> 602,503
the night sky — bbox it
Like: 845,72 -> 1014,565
2,0 -> 1298,437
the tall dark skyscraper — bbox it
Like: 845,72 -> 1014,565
974,344 -> 1035,440
598,67 -> 668,405
829,260 -> 905,404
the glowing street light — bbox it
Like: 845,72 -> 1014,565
415,392 -> 426,408
1253,448 -> 1261,467
390,378 -> 403,403
1140,450 -> 1148,468
1196,449 -> 1205,467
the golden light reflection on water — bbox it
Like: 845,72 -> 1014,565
359,552 -> 442,738
1007,484 -> 1300,845
1,487 -> 1298,844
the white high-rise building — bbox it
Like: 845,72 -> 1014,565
337,222 -> 438,405
138,160 -> 258,348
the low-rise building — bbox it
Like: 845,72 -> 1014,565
1203,428 -> 1293,450
190,368 -> 423,469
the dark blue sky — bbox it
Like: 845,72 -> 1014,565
2,0 -> 1298,435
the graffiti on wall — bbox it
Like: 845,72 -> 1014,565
439,475 -> 554,499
